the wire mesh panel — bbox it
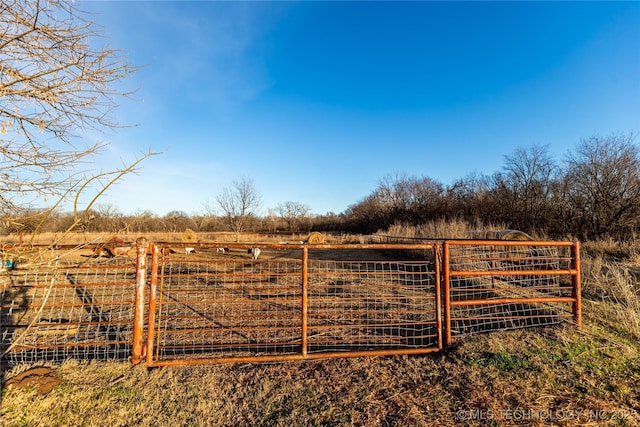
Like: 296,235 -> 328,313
145,243 -> 440,366
443,240 -> 580,344
148,257 -> 303,364
306,248 -> 440,354
1,258 -> 138,367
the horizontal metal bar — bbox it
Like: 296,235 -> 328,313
450,314 -> 573,321
6,340 -> 131,351
446,240 -> 574,247
449,269 -> 577,277
158,271 -> 434,280
307,309 -> 437,317
1,281 -> 136,290
451,284 -> 572,292
450,256 -> 572,263
147,311 -> 436,324
157,297 -> 299,305
159,286 -> 301,294
155,297 -> 435,306
148,346 -> 441,367
306,335 -> 439,346
307,321 -> 438,330
155,341 -> 303,350
160,271 -> 302,279
4,262 -> 136,268
155,242 -> 437,250
449,297 -> 576,306
2,300 -> 135,309
157,325 -> 302,334
3,320 -> 133,329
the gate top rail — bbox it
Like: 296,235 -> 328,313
444,240 -> 577,247
152,242 -> 436,250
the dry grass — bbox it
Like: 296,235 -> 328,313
581,256 -> 640,340
2,231 -> 355,248
2,226 -> 640,426
2,231 -> 245,246
2,324 -> 638,426
380,219 -> 514,240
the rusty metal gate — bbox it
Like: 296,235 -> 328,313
442,240 -> 581,345
2,238 -> 582,367
136,243 -> 442,367
1,245 -> 143,366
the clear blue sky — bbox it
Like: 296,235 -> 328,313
81,1 -> 639,216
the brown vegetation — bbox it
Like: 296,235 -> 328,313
2,222 -> 639,426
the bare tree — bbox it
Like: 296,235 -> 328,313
375,172 -> 445,225
275,201 -> 310,231
563,133 -> 640,239
345,193 -> 386,234
500,144 -> 557,231
1,0 -> 137,218
447,172 -> 496,223
216,177 -> 262,240
162,210 -> 196,233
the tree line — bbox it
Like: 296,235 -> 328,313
346,133 -> 640,240
4,133 -> 638,242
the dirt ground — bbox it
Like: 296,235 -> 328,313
2,367 -> 61,395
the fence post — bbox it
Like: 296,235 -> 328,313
146,243 -> 159,366
301,246 -> 309,356
572,241 -> 582,329
442,241 -> 452,346
132,237 -> 147,365
433,242 -> 443,350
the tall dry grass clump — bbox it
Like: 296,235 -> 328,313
380,219 -> 510,240
581,254 -> 640,339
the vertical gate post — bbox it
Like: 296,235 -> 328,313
146,243 -> 159,366
301,246 -> 309,356
443,241 -> 452,346
572,241 -> 582,329
132,237 -> 147,365
433,243 -> 443,350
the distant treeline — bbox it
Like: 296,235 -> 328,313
345,133 -> 640,240
4,133 -> 639,241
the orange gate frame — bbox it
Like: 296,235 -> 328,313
442,240 -> 581,346
2,238 -> 581,367
130,240 -> 581,367
133,242 -> 442,367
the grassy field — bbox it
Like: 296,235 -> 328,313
1,234 -> 639,426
